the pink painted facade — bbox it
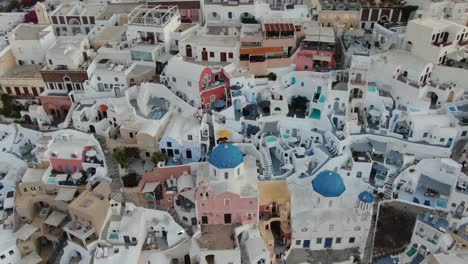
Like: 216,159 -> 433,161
49,145 -> 92,173
196,187 -> 257,225
39,94 -> 72,120
294,48 -> 336,72
138,165 -> 191,208
198,67 -> 229,109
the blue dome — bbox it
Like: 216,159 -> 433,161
312,170 -> 346,197
358,191 -> 375,203
209,144 -> 244,169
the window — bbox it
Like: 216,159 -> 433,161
329,200 -> 333,207
145,152 -> 150,157
296,240 -> 301,246
210,95 -> 216,102
228,52 -> 233,59
174,149 -> 179,155
187,81 -> 192,87
167,142 -> 172,147
336,237 -> 341,243
462,131 -> 467,137
301,82 -> 304,87
210,52 -> 214,57
114,77 -> 119,82
8,250 -> 14,255
224,199 -> 230,206
356,171 -> 362,178
172,77 -> 176,82
0,255 -> 5,260
440,138 -> 445,142
97,76 -> 101,81
224,172 -> 229,179
187,135 -> 193,140
423,132 -> 428,138
49,59 -> 53,65
316,238 -> 322,244
329,224 -> 334,231
419,227 -> 424,233
228,12 -> 232,19
5,87 -> 11,94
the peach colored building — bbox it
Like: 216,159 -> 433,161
239,22 -> 303,76
138,164 -> 191,208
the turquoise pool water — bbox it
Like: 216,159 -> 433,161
409,108 -> 420,112
319,96 -> 326,103
282,134 -> 290,139
309,109 -> 321,119
368,86 -> 377,92
436,199 -> 447,209
266,136 -> 277,143
448,106 -> 456,112
109,233 -> 119,240
47,178 -> 57,184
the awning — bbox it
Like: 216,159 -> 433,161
18,251 -> 42,264
240,46 -> 283,55
218,130 -> 231,138
14,224 -> 38,241
264,23 -> 294,32
55,188 -> 77,201
179,189 -> 195,202
100,105 -> 108,112
44,211 -> 67,227
142,182 -> 160,193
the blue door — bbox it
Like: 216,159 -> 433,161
66,165 -> 72,174
324,238 -> 333,248
303,240 -> 310,248
447,138 -> 453,147
291,77 -> 296,85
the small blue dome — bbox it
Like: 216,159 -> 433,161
312,170 -> 346,197
209,144 -> 244,169
358,191 -> 375,203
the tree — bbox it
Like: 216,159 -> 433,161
267,72 -> 277,81
112,148 -> 129,168
1,94 -> 21,118
24,11 -> 38,24
6,0 -> 22,12
152,152 -> 168,164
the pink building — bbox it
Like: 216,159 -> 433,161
195,144 -> 258,225
147,0 -> 202,23
294,27 -> 337,72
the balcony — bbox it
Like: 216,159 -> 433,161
459,40 -> 468,46
350,79 -> 366,85
432,41 -> 453,47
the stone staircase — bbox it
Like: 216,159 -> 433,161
95,134 -> 122,193
384,173 -> 398,199
238,231 -> 250,264
259,145 -> 273,178
362,202 -> 379,264
166,206 -> 194,237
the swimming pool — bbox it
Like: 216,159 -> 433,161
449,106 -> 456,112
266,136 -> 277,143
47,178 -> 57,184
436,199 -> 447,209
409,108 -> 420,112
368,86 -> 377,92
109,233 -> 119,240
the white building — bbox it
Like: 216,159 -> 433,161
9,24 -> 56,65
159,115 -> 202,163
46,34 -> 90,70
126,5 -> 182,53
404,18 -> 468,65
0,12 -> 26,51
204,0 -> 270,23
179,25 -> 240,63
288,170 -> 374,253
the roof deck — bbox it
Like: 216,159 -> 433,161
195,224 -> 239,250
128,5 -> 179,27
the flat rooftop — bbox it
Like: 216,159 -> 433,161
195,224 -> 239,250
12,24 -> 51,40
175,23 -> 197,33
94,26 -> 127,43
319,0 -> 360,11
182,33 -> 238,47
96,3 -> 141,20
0,64 -> 43,79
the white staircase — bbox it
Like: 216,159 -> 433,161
384,173 -> 399,199
259,145 -> 273,178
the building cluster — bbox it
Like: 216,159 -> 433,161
0,0 -> 467,264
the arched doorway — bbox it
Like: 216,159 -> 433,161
185,45 -> 192,58
448,90 -> 455,102
406,41 -> 413,52
23,114 -> 32,123
89,125 -> 96,133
